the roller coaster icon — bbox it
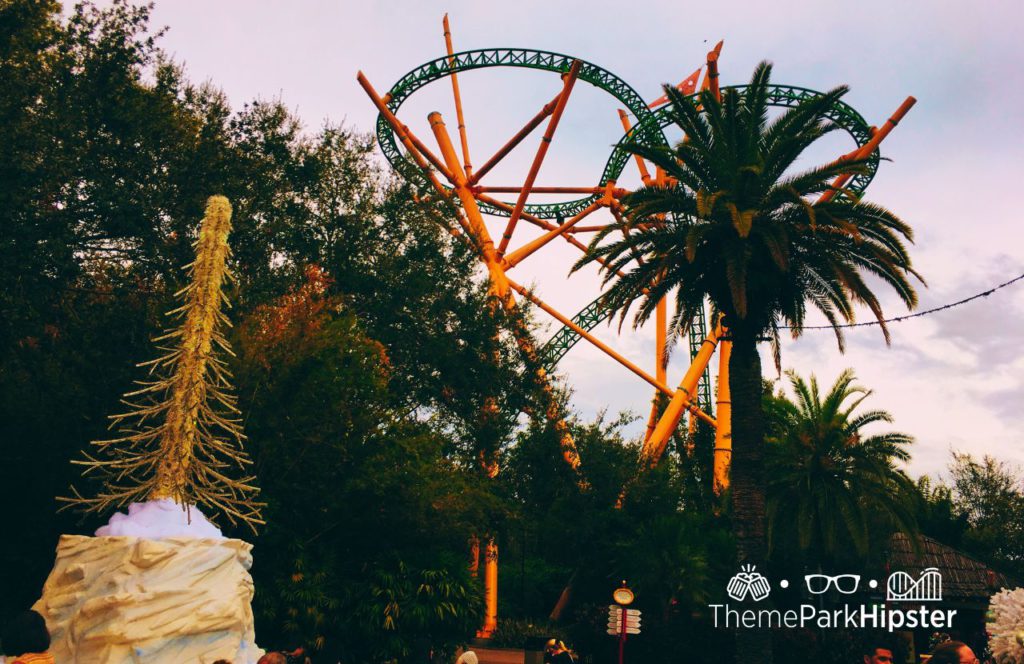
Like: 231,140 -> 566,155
887,568 -> 943,602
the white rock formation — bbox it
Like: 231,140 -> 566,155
33,503 -> 263,663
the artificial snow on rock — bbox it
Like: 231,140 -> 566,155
95,498 -> 224,539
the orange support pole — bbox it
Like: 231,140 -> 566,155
641,321 -> 723,464
442,14 -> 473,179
506,279 -> 679,399
477,538 -> 498,638
498,60 -> 582,256
818,96 -> 917,204
713,338 -> 732,494
702,41 -> 724,96
357,72 -> 454,189
428,112 -> 509,297
641,295 -> 668,444
617,109 -> 655,186
643,398 -> 660,444
656,297 -> 667,386
502,201 -> 602,269
358,73 -> 477,241
469,90 -> 563,186
476,194 -> 628,279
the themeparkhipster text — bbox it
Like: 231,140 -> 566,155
710,602 -> 957,632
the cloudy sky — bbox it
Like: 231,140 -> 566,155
133,0 -> 1023,478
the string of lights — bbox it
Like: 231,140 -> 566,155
787,270 -> 1024,330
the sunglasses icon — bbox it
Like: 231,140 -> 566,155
804,574 -> 861,594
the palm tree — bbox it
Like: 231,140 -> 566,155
574,63 -> 921,663
765,369 -> 918,564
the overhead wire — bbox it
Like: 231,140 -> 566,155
785,270 -> 1024,330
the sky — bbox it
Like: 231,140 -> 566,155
129,0 -> 1024,479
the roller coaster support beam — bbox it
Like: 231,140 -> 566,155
713,337 -> 732,494
469,91 -> 563,186
498,60 -> 582,256
442,15 -> 473,179
819,96 -> 916,204
357,73 -> 477,242
507,279 -> 677,399
477,194 -> 629,280
701,41 -> 724,95
357,73 -> 453,192
641,320 -> 724,464
477,538 -> 498,638
428,112 -> 510,297
617,109 -> 655,186
503,201 -> 602,269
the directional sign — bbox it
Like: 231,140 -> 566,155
607,628 -> 620,635
625,627 -> 641,634
625,609 -> 641,617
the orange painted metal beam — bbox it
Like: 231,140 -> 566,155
642,294 -> 669,445
567,225 -> 610,233
498,60 -> 583,256
502,201 -> 602,269
476,538 -> 498,638
701,41 -> 724,95
358,72 -> 476,241
507,278 -> 677,398
617,109 -> 655,186
442,15 -> 473,179
818,96 -> 917,204
713,338 -> 733,494
428,111 -> 509,296
355,75 -> 453,182
641,320 -> 724,464
468,90 -> 563,186
656,297 -> 667,385
357,72 -> 453,190
475,195 -> 625,280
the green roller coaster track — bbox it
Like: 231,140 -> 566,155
374,48 -> 880,413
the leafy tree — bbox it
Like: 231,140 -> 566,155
764,369 -> 918,564
947,453 -> 1024,577
0,2 -> 526,647
574,63 -> 920,663
914,475 -> 969,550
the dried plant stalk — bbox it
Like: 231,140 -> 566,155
62,196 -> 263,531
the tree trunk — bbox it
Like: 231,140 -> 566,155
728,327 -> 772,664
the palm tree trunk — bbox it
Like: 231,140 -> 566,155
728,327 -> 772,664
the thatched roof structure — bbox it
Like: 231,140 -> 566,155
887,533 -> 1016,602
